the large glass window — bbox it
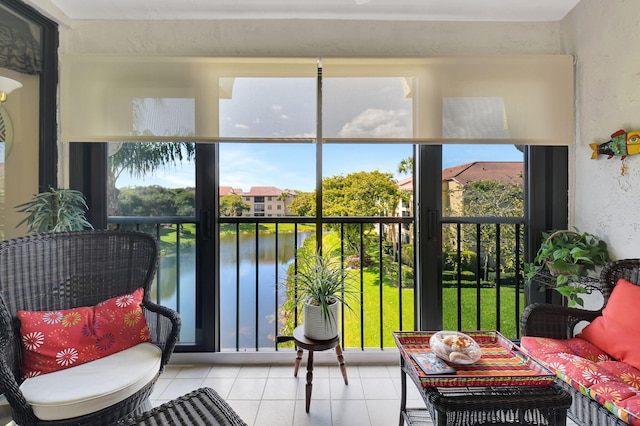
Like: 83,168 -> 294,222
88,57 -> 573,350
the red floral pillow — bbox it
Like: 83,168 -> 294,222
17,288 -> 151,379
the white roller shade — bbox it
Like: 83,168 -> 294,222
322,56 -> 574,145
60,55 -> 573,145
60,56 -> 318,142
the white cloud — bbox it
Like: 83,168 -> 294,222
280,114 -> 289,120
338,108 -> 411,138
272,104 -> 283,111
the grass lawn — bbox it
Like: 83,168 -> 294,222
158,222 -> 316,245
342,269 -> 415,348
441,287 -> 524,340
341,280 -> 524,348
220,222 -> 316,234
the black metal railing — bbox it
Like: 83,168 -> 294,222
109,214 -> 525,350
441,217 -> 525,339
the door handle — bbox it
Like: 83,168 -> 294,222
201,209 -> 212,240
427,209 -> 438,240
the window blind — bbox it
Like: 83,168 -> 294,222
321,56 -> 574,145
60,55 -> 573,145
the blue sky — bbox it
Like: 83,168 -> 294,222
117,77 -> 523,191
118,143 -> 523,192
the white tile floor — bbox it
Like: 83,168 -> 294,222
150,363 -> 579,426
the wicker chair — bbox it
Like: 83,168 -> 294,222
521,258 -> 640,426
0,230 -> 181,426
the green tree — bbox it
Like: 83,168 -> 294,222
118,186 -> 195,216
463,180 -> 523,217
323,171 -> 401,217
109,96 -> 196,216
460,179 -> 524,279
219,194 -> 250,216
288,190 -> 315,217
289,171 -> 402,256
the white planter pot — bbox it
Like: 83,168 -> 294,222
303,300 -> 339,340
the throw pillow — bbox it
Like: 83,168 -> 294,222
18,288 -> 151,378
577,278 -> 640,370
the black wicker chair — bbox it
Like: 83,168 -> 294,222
521,258 -> 640,426
0,230 -> 181,426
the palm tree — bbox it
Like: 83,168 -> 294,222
108,99 -> 196,215
108,139 -> 195,215
397,157 -> 414,175
277,189 -> 294,214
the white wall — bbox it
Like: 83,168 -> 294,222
563,0 -> 640,259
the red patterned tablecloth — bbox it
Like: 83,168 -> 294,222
393,330 -> 555,387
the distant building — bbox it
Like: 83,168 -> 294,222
442,162 -> 523,216
395,161 -> 523,245
396,176 -> 413,244
219,186 -> 243,197
396,160 -> 523,217
241,186 -> 295,217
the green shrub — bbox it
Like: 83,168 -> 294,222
442,280 -> 494,287
443,250 -> 478,272
442,270 -> 476,281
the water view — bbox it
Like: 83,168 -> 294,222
219,230 -> 313,349
157,230 -> 313,349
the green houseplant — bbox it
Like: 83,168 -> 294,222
524,228 -> 610,306
292,246 -> 359,340
15,187 -> 93,234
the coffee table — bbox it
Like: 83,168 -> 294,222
394,331 -> 572,426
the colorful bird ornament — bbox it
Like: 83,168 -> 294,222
590,129 -> 640,160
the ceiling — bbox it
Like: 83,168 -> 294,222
27,0 -> 583,22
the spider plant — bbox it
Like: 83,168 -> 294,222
292,246 -> 359,339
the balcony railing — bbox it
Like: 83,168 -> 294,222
109,214 -> 525,351
441,217 -> 525,340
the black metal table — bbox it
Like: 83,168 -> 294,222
399,356 -> 573,426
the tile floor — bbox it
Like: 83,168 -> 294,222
150,363 -> 579,426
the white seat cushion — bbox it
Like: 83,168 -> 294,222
20,342 -> 161,421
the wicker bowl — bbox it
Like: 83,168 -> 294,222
429,331 -> 481,365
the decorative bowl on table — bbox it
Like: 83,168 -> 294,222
429,331 -> 481,365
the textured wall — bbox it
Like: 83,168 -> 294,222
563,0 -> 640,259
59,19 -> 562,56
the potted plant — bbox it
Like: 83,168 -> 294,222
292,246 -> 359,340
15,187 -> 93,234
524,228 -> 610,306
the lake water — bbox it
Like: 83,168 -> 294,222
158,231 -> 313,348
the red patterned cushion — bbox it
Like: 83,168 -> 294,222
578,278 -> 640,370
521,336 -> 613,362
18,288 -> 151,379
599,361 -> 640,388
521,333 -> 640,424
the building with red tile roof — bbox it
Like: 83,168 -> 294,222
239,186 -> 295,217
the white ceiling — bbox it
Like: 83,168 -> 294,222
28,0 -> 583,22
